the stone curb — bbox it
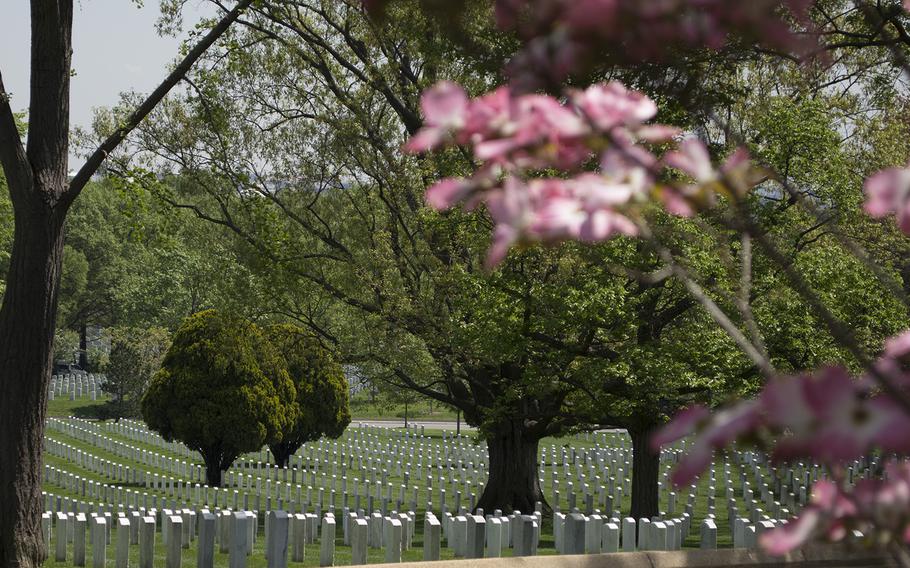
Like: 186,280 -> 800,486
365,546 -> 892,568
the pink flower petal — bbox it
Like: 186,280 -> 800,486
651,405 -> 710,450
485,224 -> 519,268
636,124 -> 682,142
884,330 -> 910,359
658,185 -> 695,217
403,128 -> 444,154
760,511 -> 820,556
664,138 -> 714,183
863,167 -> 910,227
421,81 -> 469,128
574,82 -> 657,131
868,395 -> 910,454
670,440 -> 714,487
578,209 -> 637,241
425,178 -> 474,210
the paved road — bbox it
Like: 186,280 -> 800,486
353,419 -> 475,432
352,419 -> 627,435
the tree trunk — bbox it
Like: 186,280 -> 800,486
476,422 -> 547,514
78,321 -> 87,368
630,425 -> 661,519
269,441 -> 298,469
202,453 -> 224,487
0,206 -> 67,568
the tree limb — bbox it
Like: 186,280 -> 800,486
66,0 -> 255,200
0,70 -> 31,199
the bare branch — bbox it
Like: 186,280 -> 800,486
736,233 -> 769,360
638,220 -> 776,379
66,0 -> 255,200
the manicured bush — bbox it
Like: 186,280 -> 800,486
265,323 -> 350,467
141,310 -> 297,485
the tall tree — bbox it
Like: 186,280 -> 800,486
0,2 -> 253,565
125,0 -> 909,519
121,0 -> 769,516
264,323 -> 351,468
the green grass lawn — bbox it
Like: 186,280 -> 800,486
347,393 -> 459,422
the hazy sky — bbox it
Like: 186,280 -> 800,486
0,1 -> 212,142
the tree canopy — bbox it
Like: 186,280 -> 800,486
265,323 -> 351,467
141,309 -> 298,486
103,326 -> 170,419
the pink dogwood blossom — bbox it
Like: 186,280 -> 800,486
654,348 -> 910,552
761,464 -> 910,555
571,82 -> 657,131
404,81 -> 470,153
404,81 -> 724,265
864,165 -> 910,234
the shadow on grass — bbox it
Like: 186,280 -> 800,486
70,401 -> 128,421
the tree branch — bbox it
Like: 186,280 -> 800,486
27,0 -> 73,194
638,220 -> 776,379
66,0 -> 254,200
0,70 -> 31,198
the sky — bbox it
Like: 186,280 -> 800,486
0,0 -> 212,159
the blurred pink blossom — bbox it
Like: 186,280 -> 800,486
655,346 -> 910,551
404,82 -> 470,153
864,165 -> 910,234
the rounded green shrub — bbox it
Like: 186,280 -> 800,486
141,310 -> 298,485
265,324 -> 351,467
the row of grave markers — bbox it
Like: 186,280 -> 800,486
49,373 -> 104,401
42,415 -> 882,564
46,415 -> 844,524
43,502 -> 738,568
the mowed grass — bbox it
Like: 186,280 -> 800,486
42,396 -> 775,566
347,393 -> 459,422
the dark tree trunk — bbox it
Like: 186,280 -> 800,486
0,206 -> 68,568
78,321 -> 87,368
630,425 -> 661,519
269,441 -> 300,469
0,2 -> 250,566
202,453 -> 225,487
476,422 -> 547,514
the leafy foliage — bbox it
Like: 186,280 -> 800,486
264,324 -> 350,466
141,309 -> 298,484
102,326 -> 170,418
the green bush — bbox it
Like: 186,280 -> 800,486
141,310 -> 298,485
264,324 -> 351,467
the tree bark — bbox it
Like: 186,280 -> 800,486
630,425 -> 661,519
269,441 -> 299,469
78,321 -> 87,368
0,206 -> 68,568
202,453 -> 224,487
475,422 -> 547,514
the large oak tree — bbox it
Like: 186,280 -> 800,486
123,0 -> 910,520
